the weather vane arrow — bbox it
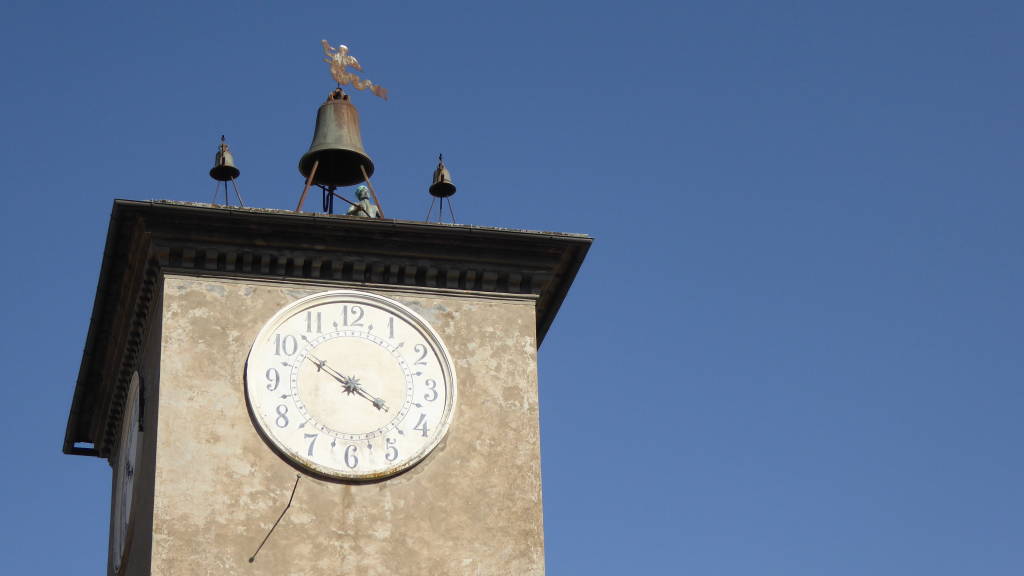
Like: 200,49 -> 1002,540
322,40 -> 388,100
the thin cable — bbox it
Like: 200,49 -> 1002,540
249,475 -> 301,563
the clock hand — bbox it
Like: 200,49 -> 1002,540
305,352 -> 349,384
350,384 -> 390,412
305,353 -> 390,412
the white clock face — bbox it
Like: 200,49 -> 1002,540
245,290 -> 457,480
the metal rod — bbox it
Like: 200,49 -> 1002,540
295,160 -> 319,212
447,198 -> 457,223
425,196 -> 437,222
359,164 -> 384,218
231,178 -> 245,207
329,190 -> 370,216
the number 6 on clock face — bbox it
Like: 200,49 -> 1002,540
245,290 -> 457,480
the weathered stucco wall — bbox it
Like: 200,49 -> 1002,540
150,274 -> 543,575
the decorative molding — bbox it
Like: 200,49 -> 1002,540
64,201 -> 591,460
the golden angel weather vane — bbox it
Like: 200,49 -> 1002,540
322,40 -> 388,100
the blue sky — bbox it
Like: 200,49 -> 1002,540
1,1 -> 1021,574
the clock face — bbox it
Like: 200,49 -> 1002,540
245,290 -> 457,480
112,371 -> 141,573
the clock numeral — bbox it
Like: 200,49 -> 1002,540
413,413 -> 430,438
342,305 -> 365,327
424,379 -> 438,402
274,334 -> 298,356
414,344 -> 429,366
344,445 -> 359,469
275,405 -> 289,428
306,311 -> 322,334
387,316 -> 395,339
385,437 -> 399,462
265,368 -> 280,391
304,433 -> 318,456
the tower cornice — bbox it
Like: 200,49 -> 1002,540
63,200 -> 591,459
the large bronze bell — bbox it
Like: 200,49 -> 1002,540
298,89 -> 374,187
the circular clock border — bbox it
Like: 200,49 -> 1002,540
244,289 -> 458,482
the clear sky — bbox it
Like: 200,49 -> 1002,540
2,1 -> 1021,574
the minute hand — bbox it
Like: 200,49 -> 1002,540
306,353 -> 389,412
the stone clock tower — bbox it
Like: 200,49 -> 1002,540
63,200 -> 590,575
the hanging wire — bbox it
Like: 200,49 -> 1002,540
249,475 -> 302,563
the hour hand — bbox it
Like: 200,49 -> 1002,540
306,353 -> 347,384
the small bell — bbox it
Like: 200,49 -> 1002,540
209,135 -> 240,182
429,154 -> 456,198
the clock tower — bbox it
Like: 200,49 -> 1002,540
63,200 -> 590,575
